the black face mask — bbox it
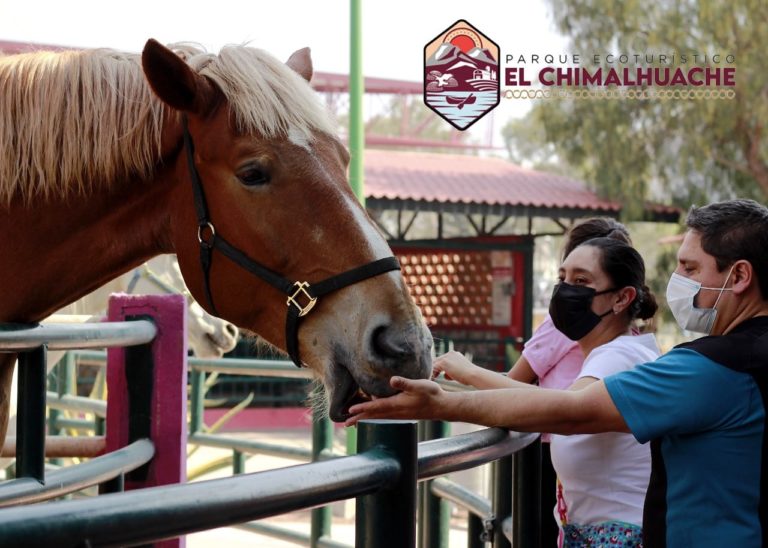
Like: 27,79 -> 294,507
549,282 -> 616,341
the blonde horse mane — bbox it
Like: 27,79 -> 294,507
0,43 -> 336,205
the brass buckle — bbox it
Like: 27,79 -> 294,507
287,281 -> 317,317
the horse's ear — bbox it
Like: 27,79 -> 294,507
141,39 -> 217,114
286,47 -> 313,82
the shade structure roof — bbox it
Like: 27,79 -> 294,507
364,149 -> 680,222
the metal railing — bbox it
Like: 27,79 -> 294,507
0,421 -> 536,547
0,294 -> 189,523
0,320 -> 157,351
0,320 -> 157,491
0,439 -> 154,507
61,349 -> 542,547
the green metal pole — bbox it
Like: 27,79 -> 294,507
349,0 -> 365,205
17,346 -> 47,482
493,454 -> 513,548
513,444 -> 541,547
48,352 -> 73,467
419,421 -> 450,548
233,450 -> 246,475
356,420 -> 418,548
189,370 -> 205,435
311,406 -> 334,547
467,513 -> 486,548
513,235 -> 543,547
523,236 -> 535,341
346,426 -> 357,456
345,0 -> 363,467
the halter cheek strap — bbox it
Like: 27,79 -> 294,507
181,115 -> 400,367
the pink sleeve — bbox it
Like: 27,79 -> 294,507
521,314 -> 578,378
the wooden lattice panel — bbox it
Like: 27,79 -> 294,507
399,251 -> 493,327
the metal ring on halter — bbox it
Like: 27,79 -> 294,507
197,222 -> 216,248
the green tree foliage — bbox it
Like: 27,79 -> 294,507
501,109 -> 569,175
505,0 -> 768,218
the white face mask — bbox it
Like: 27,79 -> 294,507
665,266 -> 735,335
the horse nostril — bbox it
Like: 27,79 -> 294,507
371,324 -> 416,361
224,323 -> 238,338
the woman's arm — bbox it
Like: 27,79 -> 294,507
507,355 -> 538,383
433,351 -> 539,391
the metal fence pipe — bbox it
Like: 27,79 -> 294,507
188,357 -> 314,379
62,349 -> 108,367
493,454 -> 513,548
71,351 -> 316,381
189,433 -> 313,461
99,472 -> 125,495
468,513 -> 487,548
46,391 -> 107,417
311,406 -> 334,548
512,441 -> 541,547
48,418 -> 95,432
419,420 -> 450,548
232,450 -> 246,474
418,428 -> 538,480
0,451 -> 396,547
0,321 -> 156,351
0,439 -> 153,507
1,435 -> 105,458
0,425 -> 536,546
430,477 -> 494,547
16,346 -> 47,482
430,477 -> 493,524
356,420 -> 418,548
189,370 -> 205,434
48,352 -> 73,466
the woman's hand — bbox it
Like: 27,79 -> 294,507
432,350 -> 481,386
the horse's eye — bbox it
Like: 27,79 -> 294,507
237,165 -> 270,187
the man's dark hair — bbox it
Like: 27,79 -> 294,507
686,199 -> 768,299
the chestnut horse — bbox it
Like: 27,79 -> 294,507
0,40 -> 432,445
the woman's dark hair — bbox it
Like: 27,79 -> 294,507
563,217 -> 631,260
580,237 -> 658,320
687,199 -> 768,299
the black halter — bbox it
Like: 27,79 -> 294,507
180,116 -> 400,367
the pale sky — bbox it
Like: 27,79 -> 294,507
0,0 -> 567,146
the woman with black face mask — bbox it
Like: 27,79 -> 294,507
507,217 -> 632,547
433,237 -> 659,547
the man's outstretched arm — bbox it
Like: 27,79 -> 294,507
345,376 -> 629,435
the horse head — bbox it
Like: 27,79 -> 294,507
141,40 -> 432,420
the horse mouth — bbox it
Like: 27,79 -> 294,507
328,362 -> 375,422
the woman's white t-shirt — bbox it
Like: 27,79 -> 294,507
550,334 -> 660,527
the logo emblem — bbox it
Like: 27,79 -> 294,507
424,20 -> 500,131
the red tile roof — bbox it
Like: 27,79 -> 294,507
364,149 -> 619,212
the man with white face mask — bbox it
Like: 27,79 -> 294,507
665,264 -> 735,334
347,199 -> 768,548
